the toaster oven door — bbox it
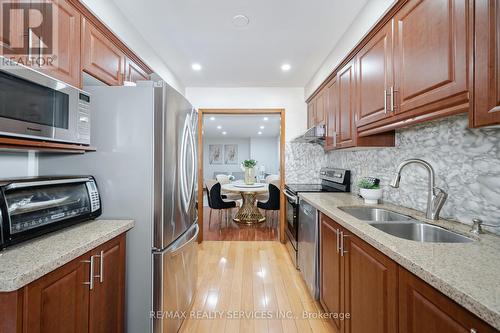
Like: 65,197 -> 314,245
2,179 -> 96,245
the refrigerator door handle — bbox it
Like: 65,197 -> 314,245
186,116 -> 196,210
165,222 -> 199,255
179,115 -> 191,211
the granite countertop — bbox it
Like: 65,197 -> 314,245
0,219 -> 134,292
299,192 -> 500,330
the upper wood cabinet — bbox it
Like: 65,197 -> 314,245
399,267 -> 497,333
393,0 -> 469,116
307,90 -> 326,128
0,0 -> 25,55
324,77 -> 338,151
471,0 -> 500,127
38,0 -> 81,87
355,19 -> 394,127
124,56 -> 150,83
307,99 -> 316,128
82,17 -> 125,86
337,59 -> 356,148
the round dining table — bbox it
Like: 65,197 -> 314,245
221,183 -> 269,224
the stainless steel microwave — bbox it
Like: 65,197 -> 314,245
0,56 -> 91,145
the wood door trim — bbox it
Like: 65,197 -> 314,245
196,109 -> 286,243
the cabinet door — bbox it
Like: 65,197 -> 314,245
343,232 -> 398,333
124,56 -> 149,83
472,0 -> 500,127
37,0 -> 81,87
82,17 -> 124,86
315,89 -> 326,126
23,252 -> 90,333
319,214 -> 342,333
307,99 -> 316,128
0,0 -> 25,55
393,0 -> 468,116
337,59 -> 356,148
89,234 -> 126,333
325,77 -> 338,150
355,20 -> 393,127
399,267 -> 496,333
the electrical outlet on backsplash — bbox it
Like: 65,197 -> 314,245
285,114 -> 500,235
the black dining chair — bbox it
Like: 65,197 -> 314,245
207,182 -> 237,229
257,183 -> 280,227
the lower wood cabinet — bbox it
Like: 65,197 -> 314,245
0,234 -> 126,333
319,213 -> 496,333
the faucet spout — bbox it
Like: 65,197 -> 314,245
390,159 -> 447,220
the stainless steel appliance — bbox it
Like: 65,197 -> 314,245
284,168 -> 350,299
292,124 -> 325,144
0,176 -> 101,249
38,81 -> 198,333
0,56 -> 91,144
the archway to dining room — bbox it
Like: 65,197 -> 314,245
197,109 -> 286,242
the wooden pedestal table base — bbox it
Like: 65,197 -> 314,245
221,183 -> 269,224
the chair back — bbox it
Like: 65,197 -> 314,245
208,183 -> 236,209
265,174 -> 280,184
216,174 -> 231,185
257,183 -> 280,211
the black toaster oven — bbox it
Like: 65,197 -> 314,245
0,176 -> 102,249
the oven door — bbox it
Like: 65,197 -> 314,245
0,57 -> 87,144
284,189 -> 298,247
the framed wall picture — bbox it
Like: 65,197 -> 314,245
224,144 -> 238,164
208,144 -> 223,164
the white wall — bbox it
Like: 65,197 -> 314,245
0,152 -> 38,178
305,0 -> 395,99
81,0 -> 184,94
250,137 -> 280,175
203,138 -> 250,180
186,87 -> 307,141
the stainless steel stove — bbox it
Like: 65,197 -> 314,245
283,168 -> 350,298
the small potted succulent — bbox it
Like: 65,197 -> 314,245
358,178 -> 383,204
241,159 -> 258,185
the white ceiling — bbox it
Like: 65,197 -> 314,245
111,0 -> 369,87
203,114 -> 280,139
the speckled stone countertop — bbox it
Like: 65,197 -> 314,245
0,219 -> 134,292
299,192 -> 500,330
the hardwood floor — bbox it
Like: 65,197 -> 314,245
203,207 -> 279,241
180,241 -> 335,333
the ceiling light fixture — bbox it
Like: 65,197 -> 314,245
191,63 -> 202,71
259,125 -> 265,129
209,116 -> 215,121
263,117 -> 269,121
232,14 -> 250,28
222,131 -> 227,135
281,63 -> 291,71
217,125 -> 222,129
258,131 -> 262,135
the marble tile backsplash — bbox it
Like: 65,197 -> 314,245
286,114 -> 500,234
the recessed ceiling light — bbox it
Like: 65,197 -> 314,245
281,63 -> 291,71
209,116 -> 215,121
258,131 -> 262,135
222,131 -> 227,135
259,125 -> 265,129
232,14 -> 250,28
191,63 -> 202,71
217,125 -> 222,129
263,117 -> 269,121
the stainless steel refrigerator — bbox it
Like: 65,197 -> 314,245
38,81 -> 198,333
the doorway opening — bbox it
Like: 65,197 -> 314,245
197,109 -> 286,242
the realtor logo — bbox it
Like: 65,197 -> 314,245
2,1 -> 53,55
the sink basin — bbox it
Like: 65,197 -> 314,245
339,206 -> 414,222
370,223 -> 473,243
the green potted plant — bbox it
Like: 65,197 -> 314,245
241,159 -> 258,185
358,179 -> 382,204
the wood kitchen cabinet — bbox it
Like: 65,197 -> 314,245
0,0 -> 25,55
89,235 -> 126,333
38,0 -> 81,87
124,56 -> 150,83
337,59 -> 356,148
0,234 -> 126,333
324,77 -> 338,151
392,0 -> 469,117
82,17 -> 125,86
355,19 -> 394,127
471,0 -> 500,127
307,89 -> 326,128
399,267 -> 497,333
307,99 -> 316,128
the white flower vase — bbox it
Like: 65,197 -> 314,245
244,167 -> 256,185
360,188 -> 383,204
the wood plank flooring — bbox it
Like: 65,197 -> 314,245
180,241 -> 335,333
203,207 -> 279,241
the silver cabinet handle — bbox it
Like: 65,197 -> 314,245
390,86 -> 397,112
333,131 -> 337,148
82,256 -> 95,290
94,250 -> 104,283
340,231 -> 349,257
384,89 -> 387,114
336,228 -> 340,253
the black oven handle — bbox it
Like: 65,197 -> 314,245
283,190 -> 298,204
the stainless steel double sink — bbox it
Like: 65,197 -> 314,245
338,206 -> 473,243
